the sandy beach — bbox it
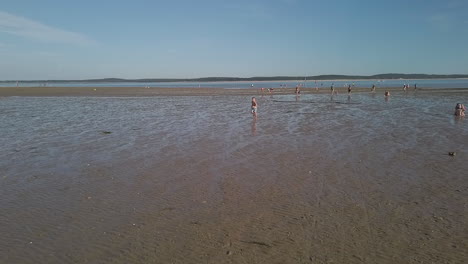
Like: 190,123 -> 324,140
1,89 -> 467,263
1,85 -> 468,97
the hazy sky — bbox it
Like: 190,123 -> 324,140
1,0 -> 467,80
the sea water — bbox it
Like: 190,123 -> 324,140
1,78 -> 468,89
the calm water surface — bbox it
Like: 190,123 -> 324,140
2,78 -> 468,89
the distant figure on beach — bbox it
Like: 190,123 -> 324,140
295,85 -> 300,95
348,84 -> 352,94
414,83 -> 417,90
251,97 -> 258,117
371,84 -> 376,92
454,103 -> 466,117
385,91 -> 390,97
403,84 -> 407,91
330,84 -> 335,94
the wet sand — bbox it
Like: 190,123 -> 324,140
1,91 -> 467,263
1,85 -> 468,97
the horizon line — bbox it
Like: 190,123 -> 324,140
2,73 -> 468,82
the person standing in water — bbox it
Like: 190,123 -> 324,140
295,85 -> 300,95
251,97 -> 258,117
454,103 -> 466,117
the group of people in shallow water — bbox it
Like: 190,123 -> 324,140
402,83 -> 417,91
252,86 -> 466,118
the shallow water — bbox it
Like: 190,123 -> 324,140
1,93 -> 467,263
2,78 -> 468,89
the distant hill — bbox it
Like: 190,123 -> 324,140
2,74 -> 468,83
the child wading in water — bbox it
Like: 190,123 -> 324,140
251,97 -> 258,117
455,103 -> 466,117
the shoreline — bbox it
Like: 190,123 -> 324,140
1,86 -> 468,97
2,77 -> 468,84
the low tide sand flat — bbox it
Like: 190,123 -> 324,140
1,86 -> 468,97
0,90 -> 467,263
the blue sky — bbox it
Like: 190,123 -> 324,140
0,0 -> 467,80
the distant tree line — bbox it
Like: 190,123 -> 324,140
2,74 -> 468,83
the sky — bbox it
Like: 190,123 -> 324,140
0,0 -> 467,80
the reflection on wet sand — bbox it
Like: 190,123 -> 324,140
251,116 -> 257,136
